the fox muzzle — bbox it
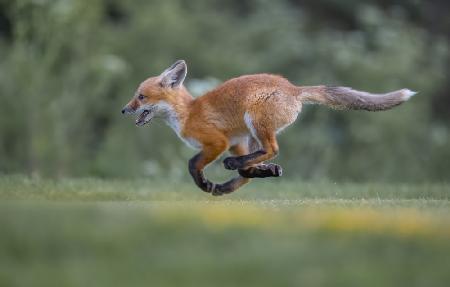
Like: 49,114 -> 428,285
121,105 -> 135,115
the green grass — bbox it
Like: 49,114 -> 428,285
0,175 -> 449,287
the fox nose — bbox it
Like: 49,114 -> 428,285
121,106 -> 131,114
122,105 -> 135,115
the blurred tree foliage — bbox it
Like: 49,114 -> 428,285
0,0 -> 449,182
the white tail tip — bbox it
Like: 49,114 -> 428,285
401,89 -> 417,100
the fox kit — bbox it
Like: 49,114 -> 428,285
122,60 -> 415,195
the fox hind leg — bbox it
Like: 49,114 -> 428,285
223,111 -> 280,170
224,130 -> 282,178
238,163 -> 282,178
228,139 -> 282,178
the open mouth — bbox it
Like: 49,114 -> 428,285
135,110 -> 151,126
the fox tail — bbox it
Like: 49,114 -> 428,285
299,86 -> 416,111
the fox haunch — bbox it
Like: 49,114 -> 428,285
122,60 -> 415,195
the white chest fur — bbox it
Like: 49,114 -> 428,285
155,102 -> 201,150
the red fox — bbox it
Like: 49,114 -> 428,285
122,60 -> 415,195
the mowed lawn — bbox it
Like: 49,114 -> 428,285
0,176 -> 449,287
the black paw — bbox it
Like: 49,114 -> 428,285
223,157 -> 242,170
238,163 -> 283,178
211,188 -> 224,196
211,184 -> 235,196
269,164 -> 283,177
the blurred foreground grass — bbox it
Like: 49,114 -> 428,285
0,175 -> 449,287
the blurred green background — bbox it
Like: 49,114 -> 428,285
1,0 -> 449,182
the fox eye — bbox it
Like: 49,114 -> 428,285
138,94 -> 145,100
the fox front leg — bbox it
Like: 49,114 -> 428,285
188,153 -> 217,193
189,150 -> 249,196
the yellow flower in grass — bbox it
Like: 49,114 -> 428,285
149,202 -> 450,238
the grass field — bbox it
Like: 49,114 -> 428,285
1,175 -> 449,287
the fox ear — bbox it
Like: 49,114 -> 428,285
160,60 -> 187,88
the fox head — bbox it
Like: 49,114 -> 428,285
121,60 -> 188,126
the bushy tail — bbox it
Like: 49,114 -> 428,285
299,86 -> 416,111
